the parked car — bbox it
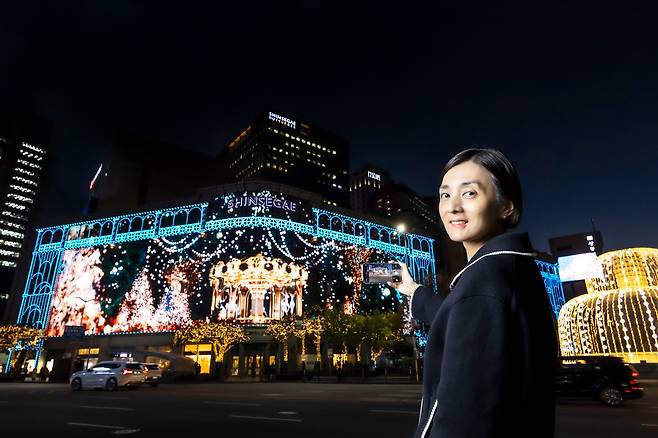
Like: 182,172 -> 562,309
555,356 -> 643,406
70,361 -> 146,391
142,363 -> 162,387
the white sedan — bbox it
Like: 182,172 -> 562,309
70,361 -> 146,391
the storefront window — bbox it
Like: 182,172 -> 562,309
184,344 -> 212,374
231,356 -> 239,376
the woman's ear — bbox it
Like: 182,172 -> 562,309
500,200 -> 514,219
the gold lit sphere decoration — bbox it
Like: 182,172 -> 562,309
558,248 -> 658,363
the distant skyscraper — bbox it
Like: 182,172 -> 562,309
549,230 -> 604,257
0,111 -> 49,319
349,166 -> 391,213
225,111 -> 350,207
350,166 -> 440,235
0,138 -> 46,268
86,133 -> 222,216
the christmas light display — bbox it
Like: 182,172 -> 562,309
0,324 -> 44,351
558,248 -> 658,363
16,186 -> 562,370
536,259 -> 567,320
265,319 -> 297,361
17,190 -> 437,341
173,321 -> 249,360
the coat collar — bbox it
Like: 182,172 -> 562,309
449,232 -> 537,290
468,232 -> 535,261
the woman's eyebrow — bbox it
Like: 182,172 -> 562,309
439,180 -> 483,190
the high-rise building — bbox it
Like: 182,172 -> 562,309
349,165 -> 462,291
87,133 -> 223,216
349,166 -> 391,213
549,230 -> 604,257
373,184 -> 441,234
225,111 -> 350,207
0,111 -> 49,319
350,167 -> 440,234
0,139 -> 46,268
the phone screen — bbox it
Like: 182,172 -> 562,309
362,263 -> 402,284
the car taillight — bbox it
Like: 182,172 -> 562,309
143,366 -> 148,373
629,379 -> 638,385
122,369 -> 131,375
631,371 -> 640,378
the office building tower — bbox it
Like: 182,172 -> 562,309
225,111 -> 350,207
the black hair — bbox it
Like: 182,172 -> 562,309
440,148 -> 523,228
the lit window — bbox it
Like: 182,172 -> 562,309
0,221 -> 25,230
4,202 -> 28,211
12,176 -> 37,186
10,184 -> 35,195
7,193 -> 33,203
16,159 -> 41,170
20,150 -> 43,161
15,167 -> 36,177
0,228 -> 24,238
22,142 -> 45,154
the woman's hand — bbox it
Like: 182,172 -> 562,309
387,261 -> 420,297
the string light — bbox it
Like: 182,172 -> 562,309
558,247 -> 658,363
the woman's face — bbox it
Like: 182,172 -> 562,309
438,160 -> 511,255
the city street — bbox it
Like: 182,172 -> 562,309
0,380 -> 656,437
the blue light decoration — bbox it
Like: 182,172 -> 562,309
15,189 -> 565,366
535,259 -> 566,320
16,191 -> 438,364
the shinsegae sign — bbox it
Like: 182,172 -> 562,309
227,194 -> 297,212
268,112 -> 296,129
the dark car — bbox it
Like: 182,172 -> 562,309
142,363 -> 162,387
555,356 -> 643,406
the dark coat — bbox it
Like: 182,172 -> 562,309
411,232 -> 557,438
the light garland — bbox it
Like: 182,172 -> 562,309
558,247 -> 658,363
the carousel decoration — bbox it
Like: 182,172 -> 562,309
209,254 -> 308,323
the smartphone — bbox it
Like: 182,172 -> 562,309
362,262 -> 402,284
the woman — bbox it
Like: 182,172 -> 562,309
391,149 -> 557,438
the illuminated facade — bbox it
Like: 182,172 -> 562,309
9,180 -> 566,376
558,248 -> 658,363
536,259 -> 566,320
12,183 -> 436,372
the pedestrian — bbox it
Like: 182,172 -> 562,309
390,148 -> 557,438
38,366 -> 49,382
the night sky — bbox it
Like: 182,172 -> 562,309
2,2 -> 658,253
